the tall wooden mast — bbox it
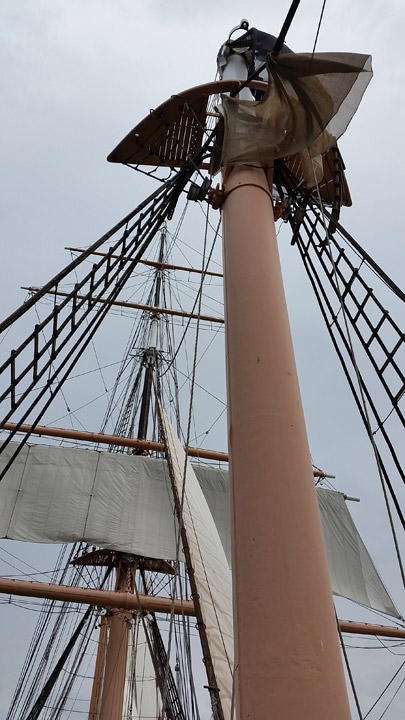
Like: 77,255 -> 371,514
218,20 -> 352,718
221,164 -> 351,719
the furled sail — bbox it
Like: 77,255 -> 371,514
0,441 -> 398,618
220,52 -> 373,168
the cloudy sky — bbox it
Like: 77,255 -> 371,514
1,0 -> 405,717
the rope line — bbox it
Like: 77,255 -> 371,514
336,611 -> 363,719
311,169 -> 405,590
312,0 -> 327,54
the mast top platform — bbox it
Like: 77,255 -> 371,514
107,77 -> 351,206
107,78 -> 266,169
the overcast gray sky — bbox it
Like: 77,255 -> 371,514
1,0 -> 405,717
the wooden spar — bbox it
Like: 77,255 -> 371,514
339,620 -> 405,639
0,577 -> 194,615
65,247 -> 223,278
2,422 -> 228,462
221,165 -> 351,718
23,288 -> 224,324
0,576 -> 403,640
1,422 -> 332,477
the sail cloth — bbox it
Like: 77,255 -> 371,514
220,52 -> 373,168
0,441 -> 398,618
158,407 -> 234,720
124,614 -> 159,720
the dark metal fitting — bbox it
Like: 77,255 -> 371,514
207,184 -> 225,210
187,177 -> 211,202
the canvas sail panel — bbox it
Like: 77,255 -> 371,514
317,489 -> 398,617
0,442 -> 180,559
159,407 -> 234,720
0,441 -> 398,617
220,52 -> 372,166
0,442 -> 230,563
124,614 -> 159,720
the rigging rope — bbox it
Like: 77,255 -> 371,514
155,205 -> 226,720
277,162 -> 405,591
25,603 -> 96,720
310,173 -> 405,589
313,201 -> 405,303
176,567 -> 201,720
375,674 -> 405,719
0,180 -> 183,476
337,614 -> 364,719
0,181 -> 174,334
159,216 -> 222,379
312,0 -> 327,54
6,545 -> 73,719
364,658 -> 405,718
5,545 -> 109,720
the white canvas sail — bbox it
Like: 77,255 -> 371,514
158,406 -> 234,720
123,614 -> 159,720
0,441 -> 399,617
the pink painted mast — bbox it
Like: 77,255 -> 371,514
222,164 -> 351,718
213,17 -> 372,717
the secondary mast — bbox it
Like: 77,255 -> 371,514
136,225 -> 166,441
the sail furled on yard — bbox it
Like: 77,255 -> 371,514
0,441 -> 398,619
220,52 -> 372,169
